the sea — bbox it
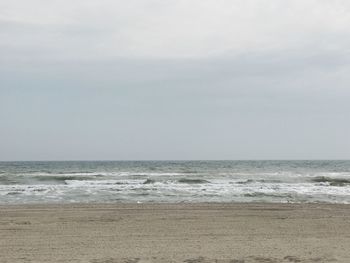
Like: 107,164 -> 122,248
0,160 -> 350,204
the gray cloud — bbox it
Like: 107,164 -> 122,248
2,0 -> 350,59
1,1 -> 350,160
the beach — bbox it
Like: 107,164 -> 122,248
1,203 -> 349,263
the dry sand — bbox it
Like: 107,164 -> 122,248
0,203 -> 349,263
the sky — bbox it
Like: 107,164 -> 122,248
1,0 -> 350,161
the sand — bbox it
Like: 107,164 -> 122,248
0,203 -> 349,263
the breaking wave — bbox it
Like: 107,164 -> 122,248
311,176 -> 350,186
1,160 -> 350,204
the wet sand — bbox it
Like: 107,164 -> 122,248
0,203 -> 349,263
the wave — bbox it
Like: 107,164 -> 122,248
311,176 -> 350,186
143,179 -> 156,184
6,191 -> 23,195
244,192 -> 294,198
178,178 -> 210,184
63,179 -> 145,187
0,176 -> 19,185
33,175 -> 98,183
57,171 -> 98,174
119,172 -> 199,177
236,179 -> 283,184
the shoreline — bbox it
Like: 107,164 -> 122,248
1,202 -> 350,262
1,201 -> 350,207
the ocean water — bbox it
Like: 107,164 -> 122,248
0,160 -> 350,204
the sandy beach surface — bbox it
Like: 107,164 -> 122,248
0,203 -> 349,263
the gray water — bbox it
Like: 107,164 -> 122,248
1,160 -> 350,204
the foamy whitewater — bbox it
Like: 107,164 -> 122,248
1,161 -> 350,204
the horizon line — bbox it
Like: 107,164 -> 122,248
1,159 -> 350,162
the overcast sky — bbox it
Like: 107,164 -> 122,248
1,0 -> 350,161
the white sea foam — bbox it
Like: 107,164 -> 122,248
1,161 -> 350,204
